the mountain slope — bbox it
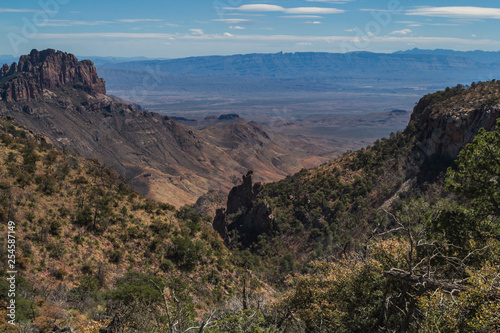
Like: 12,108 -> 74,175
0,117 -> 265,331
0,49 -> 338,207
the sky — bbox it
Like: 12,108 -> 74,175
1,0 -> 500,58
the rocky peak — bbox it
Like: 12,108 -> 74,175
0,49 -> 105,102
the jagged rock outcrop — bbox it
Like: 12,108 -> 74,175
227,171 -> 261,215
213,171 -> 273,243
0,49 -> 105,102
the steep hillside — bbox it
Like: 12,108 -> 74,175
214,81 -> 500,262
0,117 -> 270,331
0,49 -> 339,207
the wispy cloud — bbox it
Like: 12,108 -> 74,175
0,7 -> 52,13
117,19 -> 163,23
229,26 -> 246,30
280,15 -> 324,19
395,20 -> 422,27
212,18 -> 252,24
37,33 -> 177,39
39,20 -> 113,27
406,6 -> 500,19
306,0 -> 354,3
390,29 -> 412,35
157,22 -> 181,28
227,4 -> 344,15
37,18 -> 170,27
189,29 -> 204,35
396,20 -> 459,27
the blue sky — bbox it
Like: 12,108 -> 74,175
1,0 -> 500,58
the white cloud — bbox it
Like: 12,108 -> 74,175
212,18 -> 251,24
395,21 -> 418,24
37,33 -> 177,39
280,15 -> 323,19
229,26 -> 245,30
396,20 -> 460,27
390,29 -> 412,35
428,23 -> 460,26
287,7 -> 344,14
227,4 -> 344,15
396,21 -> 422,27
406,6 -> 500,19
306,0 -> 354,3
158,22 -> 181,28
359,9 -> 391,12
305,21 -> 323,24
117,19 -> 163,23
0,7 -> 53,13
39,20 -> 113,27
223,13 -> 265,17
224,32 -> 234,37
189,29 -> 204,35
229,4 -> 284,12
39,18 -> 172,27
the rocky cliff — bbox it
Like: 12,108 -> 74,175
410,83 -> 500,159
0,49 -> 105,102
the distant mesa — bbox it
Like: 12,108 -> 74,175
171,116 -> 196,122
202,114 -> 241,121
218,113 -> 240,120
0,48 -> 105,102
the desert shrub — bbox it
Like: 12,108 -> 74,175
169,236 -> 201,272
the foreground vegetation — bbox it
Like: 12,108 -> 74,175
0,118 -> 270,332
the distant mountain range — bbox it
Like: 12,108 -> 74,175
96,49 -> 500,94
394,48 -> 500,64
79,49 -> 500,122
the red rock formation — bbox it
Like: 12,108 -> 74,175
0,49 -> 105,102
